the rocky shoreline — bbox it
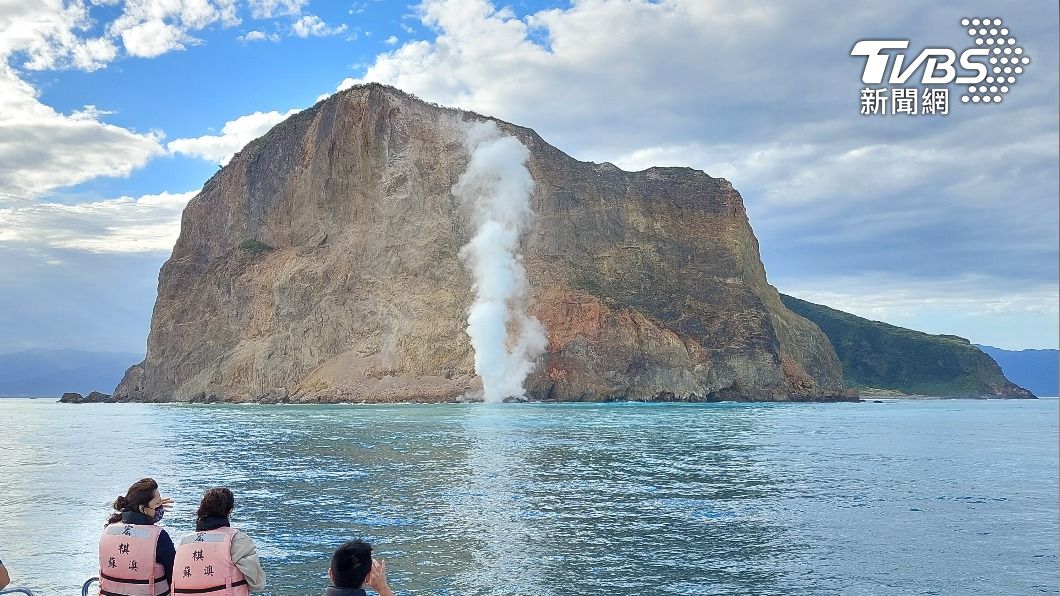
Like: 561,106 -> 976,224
60,385 -> 860,404
59,391 -> 116,403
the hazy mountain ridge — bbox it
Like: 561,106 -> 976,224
975,345 -> 1058,397
0,349 -> 143,397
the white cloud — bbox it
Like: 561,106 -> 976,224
119,19 -> 196,57
0,0 -> 116,71
0,1 -> 256,68
0,3 -> 164,207
107,0 -> 240,32
778,273 -> 1060,350
167,108 -> 299,164
781,273 -> 1060,320
107,0 -> 244,58
238,29 -> 279,43
384,34 -> 398,45
248,0 -> 308,19
290,14 -> 347,38
0,65 -> 164,201
0,190 -> 195,253
337,0 -> 789,149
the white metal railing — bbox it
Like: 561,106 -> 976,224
0,576 -> 99,596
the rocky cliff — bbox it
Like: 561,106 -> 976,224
114,83 -> 854,403
781,294 -> 1035,398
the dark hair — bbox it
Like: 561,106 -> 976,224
107,478 -> 158,525
196,487 -> 235,522
330,540 -> 373,588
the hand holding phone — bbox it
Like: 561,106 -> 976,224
365,558 -> 392,596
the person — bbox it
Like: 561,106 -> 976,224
0,558 -> 9,589
99,477 -> 176,596
326,539 -> 392,596
172,488 -> 266,595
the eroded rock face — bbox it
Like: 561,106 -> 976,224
114,83 -> 854,403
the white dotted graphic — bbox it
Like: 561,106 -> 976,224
961,17 -> 1029,106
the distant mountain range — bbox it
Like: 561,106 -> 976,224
0,349 -> 142,397
975,345 -> 1059,397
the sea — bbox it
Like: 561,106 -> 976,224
0,398 -> 1056,595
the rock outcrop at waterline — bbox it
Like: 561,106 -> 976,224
113,83 -> 854,403
59,391 -> 116,403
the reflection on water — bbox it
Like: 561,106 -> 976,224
0,400 -> 1056,595
446,407 -> 547,594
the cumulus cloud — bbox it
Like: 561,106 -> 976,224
105,0 -> 241,58
336,0 -> 794,151
0,0 -> 116,71
0,65 -> 164,201
778,273 -> 1060,350
782,273 -> 1059,318
247,0 -> 308,19
290,14 -> 347,38
118,19 -> 196,57
239,29 -> 279,43
167,108 -> 300,164
0,190 -> 195,253
0,1 -> 270,202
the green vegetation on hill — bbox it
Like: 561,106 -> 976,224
239,238 -> 272,255
780,294 -> 1034,398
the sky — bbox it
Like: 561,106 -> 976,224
0,0 -> 1057,355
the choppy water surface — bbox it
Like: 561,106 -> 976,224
0,399 -> 1056,595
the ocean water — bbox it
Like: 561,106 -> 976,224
0,398 -> 1056,595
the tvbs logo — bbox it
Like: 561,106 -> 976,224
851,17 -> 1030,113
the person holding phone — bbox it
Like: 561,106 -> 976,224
326,539 -> 392,596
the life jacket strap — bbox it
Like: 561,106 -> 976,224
173,579 -> 248,594
100,588 -> 171,596
100,571 -> 169,585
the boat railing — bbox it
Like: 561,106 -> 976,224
0,576 -> 100,595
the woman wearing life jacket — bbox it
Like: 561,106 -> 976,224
99,477 -> 176,596
172,487 -> 266,595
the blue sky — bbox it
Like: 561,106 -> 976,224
0,0 -> 1057,355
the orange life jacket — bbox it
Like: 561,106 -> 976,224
172,527 -> 249,596
98,522 -> 170,596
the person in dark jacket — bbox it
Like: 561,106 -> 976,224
326,539 -> 392,596
102,478 -> 176,587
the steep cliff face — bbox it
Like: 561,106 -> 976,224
115,83 -> 853,403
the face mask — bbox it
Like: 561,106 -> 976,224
152,505 -> 165,523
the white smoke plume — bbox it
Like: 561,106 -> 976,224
453,120 -> 548,403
